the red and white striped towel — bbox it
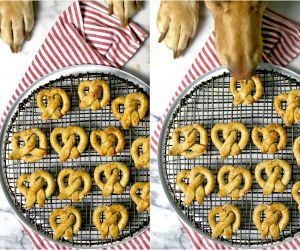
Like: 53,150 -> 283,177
0,0 -> 149,249
151,8 -> 300,250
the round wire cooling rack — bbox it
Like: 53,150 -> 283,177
0,65 -> 150,248
158,63 -> 300,248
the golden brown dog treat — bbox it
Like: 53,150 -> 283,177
111,92 -> 149,129
274,89 -> 300,126
17,170 -> 55,209
293,136 -> 300,167
50,126 -> 88,162
176,166 -> 214,206
252,123 -> 287,154
292,181 -> 300,210
208,204 -> 241,239
94,162 -> 130,197
37,88 -> 70,120
50,206 -> 82,241
253,203 -> 289,240
9,128 -> 47,162
131,137 -> 150,169
217,165 -> 252,200
211,122 -> 249,159
93,204 -> 128,239
169,124 -> 208,159
90,127 -> 125,157
78,79 -> 110,110
255,159 -> 291,196
130,182 -> 150,212
57,169 -> 92,202
230,75 -> 263,106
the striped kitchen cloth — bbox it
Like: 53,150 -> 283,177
151,7 -> 300,250
0,0 -> 149,249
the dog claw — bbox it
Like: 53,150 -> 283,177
120,17 -> 128,27
135,1 -> 142,11
25,31 -> 30,41
108,3 -> 113,15
14,44 -> 20,53
158,32 -> 166,43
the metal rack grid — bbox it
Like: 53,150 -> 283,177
162,69 -> 300,247
1,72 -> 149,247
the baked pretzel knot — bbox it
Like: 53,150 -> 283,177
255,159 -> 291,196
130,182 -> 150,212
252,123 -> 287,154
111,92 -> 149,129
211,122 -> 249,159
94,162 -> 130,197
37,88 -> 70,120
208,204 -> 241,239
293,136 -> 300,167
78,79 -> 110,110
50,126 -> 88,162
169,124 -> 208,159
230,75 -> 263,106
176,166 -> 215,206
253,203 -> 289,240
274,89 -> 300,126
93,204 -> 128,239
58,169 -> 92,202
50,206 -> 82,240
217,165 -> 252,200
9,128 -> 47,162
17,170 -> 55,209
131,137 -> 150,169
292,181 -> 300,210
90,127 -> 125,156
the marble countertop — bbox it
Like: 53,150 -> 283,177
0,1 -> 149,249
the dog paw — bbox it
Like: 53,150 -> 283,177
106,0 -> 142,27
157,1 -> 200,59
0,1 -> 34,53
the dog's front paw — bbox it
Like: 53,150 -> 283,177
157,1 -> 200,59
0,1 -> 34,53
106,0 -> 142,27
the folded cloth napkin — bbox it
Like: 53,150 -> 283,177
151,8 -> 300,250
0,0 -> 149,249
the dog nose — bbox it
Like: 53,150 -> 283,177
228,66 -> 255,80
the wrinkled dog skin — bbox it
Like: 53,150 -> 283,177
0,1 -> 34,53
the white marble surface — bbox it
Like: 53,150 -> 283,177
150,1 -> 300,250
0,1 -> 149,249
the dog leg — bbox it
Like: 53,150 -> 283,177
0,1 -> 34,53
157,0 -> 200,59
106,0 -> 142,27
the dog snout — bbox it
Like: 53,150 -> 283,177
229,65 -> 256,80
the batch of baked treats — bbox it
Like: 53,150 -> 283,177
168,75 -> 300,241
8,79 -> 150,241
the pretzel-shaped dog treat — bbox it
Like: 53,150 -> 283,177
274,89 -> 300,126
252,124 -> 287,154
37,88 -> 70,120
211,122 -> 249,159
90,127 -> 125,156
230,75 -> 263,106
131,137 -> 150,169
292,181 -> 300,210
50,206 -> 82,241
78,79 -> 110,110
130,182 -> 150,212
93,204 -> 128,239
94,162 -> 130,197
176,166 -> 215,206
208,204 -> 241,239
253,203 -> 289,240
17,170 -> 55,209
9,128 -> 47,162
255,159 -> 291,196
50,126 -> 88,162
111,92 -> 149,129
217,165 -> 252,200
169,124 -> 208,159
57,169 -> 92,202
293,136 -> 300,167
